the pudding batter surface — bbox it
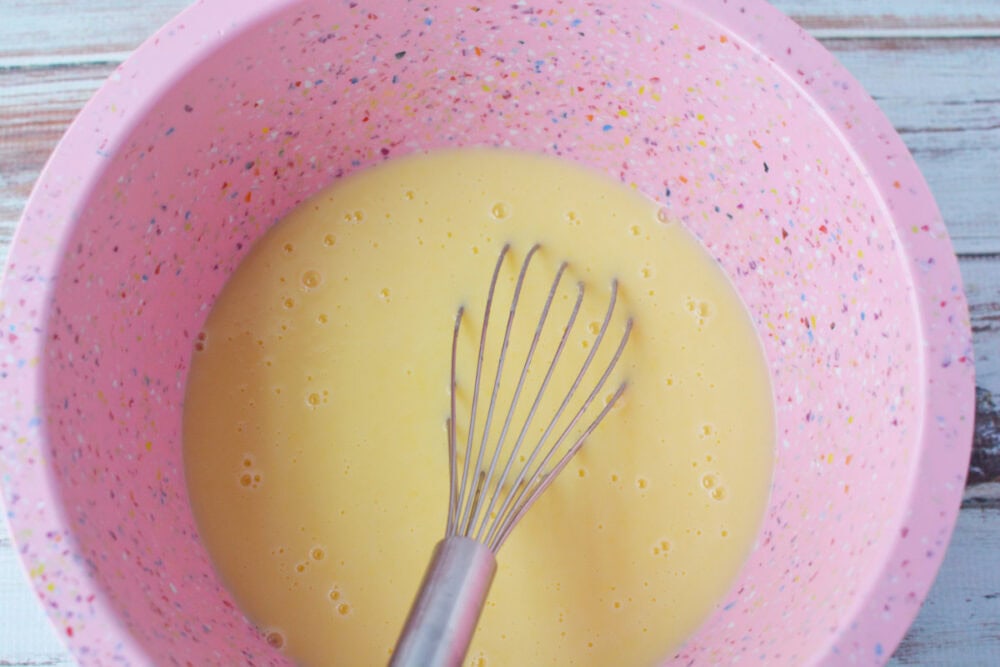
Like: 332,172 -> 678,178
184,149 -> 775,666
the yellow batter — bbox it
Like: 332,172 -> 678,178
183,149 -> 774,666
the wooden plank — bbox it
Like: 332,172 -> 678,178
2,45 -> 997,266
775,0 -> 1000,32
0,65 -> 112,241
966,256 -> 1000,486
0,523 -> 76,666
890,485 -> 1000,665
1,26 -> 997,256
829,40 -> 1000,257
3,1 -> 1000,63
0,0 -> 188,60
1,44 -> 998,256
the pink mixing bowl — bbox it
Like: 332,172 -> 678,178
0,0 -> 975,664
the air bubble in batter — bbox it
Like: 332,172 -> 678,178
265,629 -> 285,649
491,202 -> 510,220
301,270 -> 323,290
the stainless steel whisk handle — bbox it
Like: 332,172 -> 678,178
390,245 -> 631,665
389,537 -> 497,667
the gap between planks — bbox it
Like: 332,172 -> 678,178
0,52 -> 134,71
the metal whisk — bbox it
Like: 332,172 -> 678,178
389,244 -> 633,667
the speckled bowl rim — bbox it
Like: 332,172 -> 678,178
0,0 -> 974,664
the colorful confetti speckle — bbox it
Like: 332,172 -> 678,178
0,1 -> 973,666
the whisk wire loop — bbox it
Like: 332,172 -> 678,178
484,281 -> 631,550
445,245 -> 632,552
445,306 -> 464,537
462,244 -> 542,537
454,244 -> 511,538
470,250 -> 574,543
491,318 -> 632,551
392,244 -> 632,667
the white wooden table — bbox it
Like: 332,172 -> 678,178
1,1 -> 998,665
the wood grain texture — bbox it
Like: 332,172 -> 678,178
0,0 -> 188,61
0,531 -> 75,667
1,1 -> 998,665
0,65 -> 112,237
891,486 -> 1000,666
2,49 -> 997,268
780,0 -> 1000,31
833,39 -> 1000,256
